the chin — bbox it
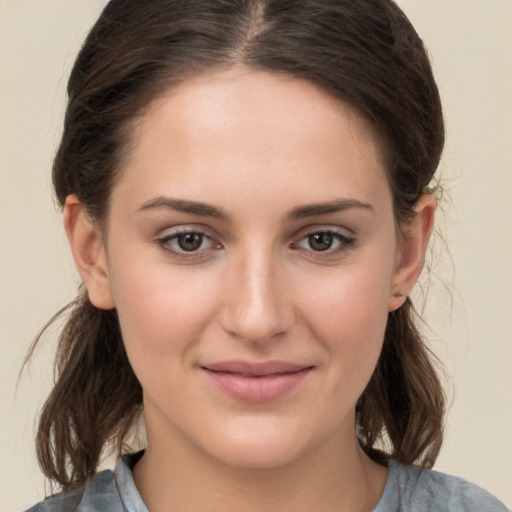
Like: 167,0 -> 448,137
198,418 -> 325,471
209,440 -> 305,471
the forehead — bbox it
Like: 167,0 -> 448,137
113,68 -> 391,216
134,68 -> 386,161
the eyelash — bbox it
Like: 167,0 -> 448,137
156,228 -> 357,260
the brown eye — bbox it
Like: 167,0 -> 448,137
295,230 -> 356,256
177,233 -> 204,251
308,233 -> 334,251
157,229 -> 220,258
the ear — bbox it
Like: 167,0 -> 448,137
63,194 -> 115,310
388,194 -> 436,311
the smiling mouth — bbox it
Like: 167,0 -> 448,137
201,361 -> 314,403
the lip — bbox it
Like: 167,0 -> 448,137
201,360 -> 313,403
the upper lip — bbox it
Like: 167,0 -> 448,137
201,360 -> 312,377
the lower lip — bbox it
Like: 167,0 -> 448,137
202,368 -> 312,403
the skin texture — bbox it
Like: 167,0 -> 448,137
64,68 -> 435,512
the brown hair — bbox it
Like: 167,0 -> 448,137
31,0 -> 445,488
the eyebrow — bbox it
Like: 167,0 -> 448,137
137,196 -> 374,222
283,199 -> 375,222
137,197 -> 231,221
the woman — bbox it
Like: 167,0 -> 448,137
24,0 -> 508,510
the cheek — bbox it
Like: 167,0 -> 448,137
302,260 -> 392,338
107,253 -> 220,368
299,259 -> 393,389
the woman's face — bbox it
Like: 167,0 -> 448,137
94,69 -> 410,468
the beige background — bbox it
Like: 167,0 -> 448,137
1,0 -> 511,510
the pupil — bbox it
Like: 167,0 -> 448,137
309,233 -> 333,251
178,233 -> 202,251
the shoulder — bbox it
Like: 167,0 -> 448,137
24,469 -> 123,512
376,460 -> 508,512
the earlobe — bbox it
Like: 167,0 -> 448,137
63,194 -> 115,310
388,194 -> 436,311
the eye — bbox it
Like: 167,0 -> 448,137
175,233 -> 205,252
157,230 -> 220,257
305,232 -> 336,252
295,230 -> 356,254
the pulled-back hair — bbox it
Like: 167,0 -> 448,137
32,0 -> 445,489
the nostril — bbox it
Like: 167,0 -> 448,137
220,311 -> 293,344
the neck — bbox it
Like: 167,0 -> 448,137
133,420 -> 387,512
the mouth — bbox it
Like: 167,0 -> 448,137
200,360 -> 314,403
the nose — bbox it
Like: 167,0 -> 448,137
219,248 -> 295,344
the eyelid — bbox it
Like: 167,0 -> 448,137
292,224 -> 355,240
155,223 -> 220,242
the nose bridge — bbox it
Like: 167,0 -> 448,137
220,242 -> 294,343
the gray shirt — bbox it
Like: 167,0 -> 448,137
26,453 -> 508,511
